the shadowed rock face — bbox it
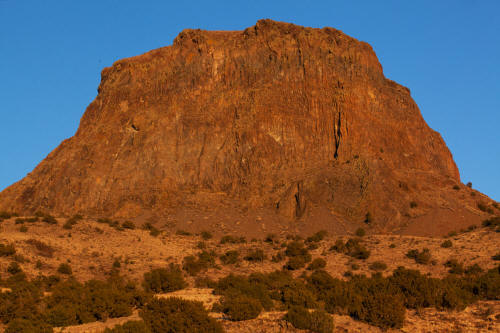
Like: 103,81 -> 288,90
1,19 -> 480,234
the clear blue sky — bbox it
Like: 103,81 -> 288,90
1,1 -> 499,201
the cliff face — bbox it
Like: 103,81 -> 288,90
1,20 -> 482,235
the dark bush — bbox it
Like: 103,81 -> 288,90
140,297 -> 224,333
406,248 -> 431,265
5,318 -> 53,333
57,263 -> 72,275
482,216 -> 500,228
63,215 -> 83,230
264,233 -> 277,243
143,265 -> 186,293
220,235 -> 246,244
200,231 -> 212,240
330,239 -> 346,253
441,240 -> 453,248
307,258 -> 327,271
364,212 -> 372,224
176,229 -> 192,236
445,259 -> 464,275
0,243 -> 16,257
7,262 -> 22,275
306,230 -> 328,243
122,221 -> 136,230
369,261 -> 387,271
183,251 -> 217,276
244,249 -> 266,262
220,250 -> 239,265
26,239 -> 55,258
492,253 -> 500,261
271,251 -> 285,263
284,306 -> 334,333
410,201 -> 418,208
355,228 -> 365,237
42,215 -> 57,225
221,295 -> 262,321
103,320 -> 151,333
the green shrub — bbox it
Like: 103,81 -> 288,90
140,297 -> 224,333
307,258 -> 327,271
492,253 -> 500,261
220,250 -> 239,265
441,240 -> 453,248
143,265 -> 186,293
410,201 -> 418,208
330,239 -> 346,253
271,251 -> 285,262
244,249 -> 266,262
57,263 -> 72,275
364,212 -> 372,224
63,215 -> 83,230
19,226 -> 28,233
221,295 -> 262,321
351,291 -> 405,329
284,306 -> 334,333
355,228 -> 365,237
264,233 -> 277,243
103,320 -> 151,333
482,216 -> 500,228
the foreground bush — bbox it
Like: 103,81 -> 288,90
284,306 -> 334,333
5,318 -> 53,333
103,320 -> 151,333
143,265 -> 186,293
221,295 -> 262,321
140,298 -> 224,333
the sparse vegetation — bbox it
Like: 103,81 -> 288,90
244,249 -> 266,262
220,250 -> 239,265
57,263 -> 72,275
0,243 -> 16,257
220,235 -> 246,244
200,231 -> 212,240
183,251 -> 217,276
307,258 -> 327,271
306,230 -> 327,243
369,261 -> 388,271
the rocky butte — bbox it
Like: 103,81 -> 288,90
0,20 -> 494,236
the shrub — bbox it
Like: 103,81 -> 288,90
369,261 -> 387,271
482,216 -> 500,228
477,202 -> 494,214
140,297 -> 224,333
0,243 -> 16,257
26,239 -> 55,258
351,292 -> 405,329
306,230 -> 327,243
143,265 -> 186,293
0,211 -> 13,219
220,235 -> 246,244
492,253 -> 500,261
221,295 -> 262,321
406,248 -> 431,265
220,250 -> 239,265
183,251 -> 217,276
244,249 -> 266,262
57,263 -> 72,275
355,228 -> 365,237
389,243 -> 396,248
364,212 -> 372,224
104,320 -> 151,333
307,258 -> 327,271
410,201 -> 418,208
466,182 -> 472,188
19,226 -> 28,233
7,262 -> 22,275
176,229 -> 192,236
5,318 -> 53,333
42,215 -> 57,225
330,239 -> 346,253
345,239 -> 370,260
63,215 -> 83,230
284,306 -> 334,333
264,233 -> 277,243
122,221 -> 136,230
453,185 -> 460,190
284,241 -> 312,270
465,263 -> 483,275
445,259 -> 464,275
441,240 -> 453,248
271,251 -> 285,263
200,231 -> 212,240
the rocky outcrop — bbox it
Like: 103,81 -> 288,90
0,20 -> 489,235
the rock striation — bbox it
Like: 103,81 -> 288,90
0,20 -> 490,235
